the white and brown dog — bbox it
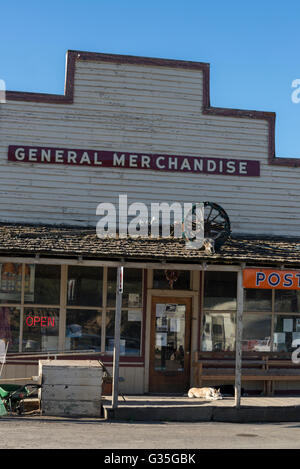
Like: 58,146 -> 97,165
188,387 -> 223,400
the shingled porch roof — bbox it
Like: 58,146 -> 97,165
0,223 -> 300,266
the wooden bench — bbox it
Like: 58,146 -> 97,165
193,352 -> 300,395
263,357 -> 300,395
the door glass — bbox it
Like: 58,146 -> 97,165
154,303 -> 185,372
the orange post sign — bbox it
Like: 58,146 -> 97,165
243,268 -> 300,290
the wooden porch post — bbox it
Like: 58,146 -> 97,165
235,268 -> 244,408
112,266 -> 123,409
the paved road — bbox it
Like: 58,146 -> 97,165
1,417 -> 300,449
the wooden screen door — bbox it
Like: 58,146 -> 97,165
149,296 -> 192,393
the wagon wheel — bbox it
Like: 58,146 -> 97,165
203,201 -> 231,249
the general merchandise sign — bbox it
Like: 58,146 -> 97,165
8,145 -> 260,177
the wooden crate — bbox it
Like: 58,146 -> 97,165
39,360 -> 103,417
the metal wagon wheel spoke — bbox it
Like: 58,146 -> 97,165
206,205 -> 214,223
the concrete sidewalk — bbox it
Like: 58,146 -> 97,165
104,395 -> 300,423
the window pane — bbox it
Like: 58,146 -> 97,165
107,269 -> 116,307
275,290 -> 300,313
153,270 -> 190,290
204,272 -> 237,310
25,265 -> 61,304
274,315 -> 300,353
201,312 -> 236,351
107,268 -> 143,307
65,309 -> 101,351
0,263 -> 22,303
242,314 -> 271,351
23,308 -> 59,352
0,307 -> 20,352
67,266 -> 103,307
244,289 -> 272,312
105,310 -> 142,356
123,269 -> 143,307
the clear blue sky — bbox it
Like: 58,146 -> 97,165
1,0 -> 300,158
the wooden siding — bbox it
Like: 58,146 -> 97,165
106,366 -> 145,394
0,59 -> 299,236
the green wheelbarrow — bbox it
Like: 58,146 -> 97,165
0,383 -> 40,416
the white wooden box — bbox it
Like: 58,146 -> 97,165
39,360 -> 103,417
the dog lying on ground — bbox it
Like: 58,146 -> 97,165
187,387 -> 223,400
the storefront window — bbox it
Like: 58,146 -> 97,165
0,263 -> 143,356
65,309 -> 101,351
0,307 -> 20,352
244,289 -> 272,312
105,309 -> 142,356
25,265 -> 61,305
67,266 -> 103,307
273,315 -> 300,353
0,263 -> 22,304
107,268 -> 143,307
201,312 -> 236,352
153,270 -> 190,290
241,287 -> 300,353
242,314 -> 271,351
204,271 -> 237,310
275,290 -> 300,313
23,308 -> 59,352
